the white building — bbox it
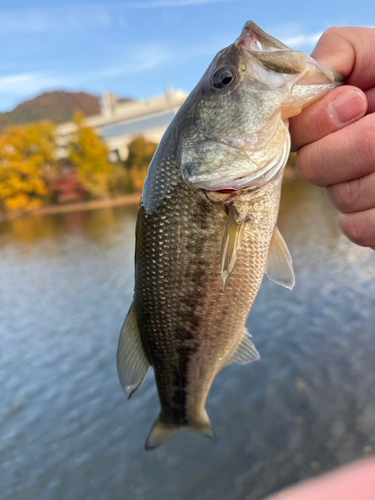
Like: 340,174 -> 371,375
56,88 -> 187,161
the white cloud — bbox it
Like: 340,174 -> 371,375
0,44 -> 172,100
0,6 -> 112,35
282,25 -> 375,49
0,0 -> 239,36
283,32 -> 323,48
0,0 -> 240,36
101,44 -> 172,77
0,73 -> 61,94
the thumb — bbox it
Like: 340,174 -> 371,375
289,86 -> 367,151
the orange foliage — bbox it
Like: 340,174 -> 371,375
0,122 -> 55,211
124,136 -> 158,192
0,113 -> 160,214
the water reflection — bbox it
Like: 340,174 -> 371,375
0,179 -> 374,500
0,204 -> 139,251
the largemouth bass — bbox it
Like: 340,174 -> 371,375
117,21 -> 342,449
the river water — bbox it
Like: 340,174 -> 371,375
1,178 -> 374,500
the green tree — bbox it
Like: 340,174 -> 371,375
68,112 -> 112,198
125,136 -> 158,192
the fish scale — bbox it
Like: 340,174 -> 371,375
137,170 -> 281,436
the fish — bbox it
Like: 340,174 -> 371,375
117,21 -> 343,450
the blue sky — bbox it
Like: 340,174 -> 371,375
0,0 -> 373,111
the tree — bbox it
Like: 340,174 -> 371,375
0,122 -> 55,211
68,112 -> 112,198
125,136 -> 158,192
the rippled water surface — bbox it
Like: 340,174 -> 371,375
1,179 -> 375,500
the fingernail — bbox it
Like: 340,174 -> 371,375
330,90 -> 366,124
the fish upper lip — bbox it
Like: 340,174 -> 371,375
236,20 -> 289,52
237,21 -> 344,84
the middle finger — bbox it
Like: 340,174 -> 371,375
297,113 -> 375,187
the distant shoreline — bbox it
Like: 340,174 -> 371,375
0,168 -> 300,224
0,194 -> 141,223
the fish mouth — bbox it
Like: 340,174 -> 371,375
236,20 -> 290,52
236,21 -> 343,85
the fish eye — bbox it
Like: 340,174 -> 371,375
212,68 -> 235,89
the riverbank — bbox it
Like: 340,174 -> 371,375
0,166 -> 300,224
0,193 -> 142,223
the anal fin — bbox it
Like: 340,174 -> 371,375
266,226 -> 295,290
219,205 -> 245,290
226,328 -> 260,366
117,301 -> 150,399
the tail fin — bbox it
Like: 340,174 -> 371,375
145,414 -> 213,450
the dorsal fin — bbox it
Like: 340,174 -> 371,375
226,328 -> 260,366
266,226 -> 295,290
219,205 -> 245,290
117,301 -> 150,399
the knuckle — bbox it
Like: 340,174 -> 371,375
318,27 -> 345,44
340,212 -> 375,247
347,178 -> 363,208
296,144 -> 326,187
327,178 -> 362,213
340,215 -> 364,245
325,185 -> 343,211
356,126 -> 375,167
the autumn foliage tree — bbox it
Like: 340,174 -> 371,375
0,122 -> 55,211
124,136 -> 158,192
0,112 -> 160,214
68,112 -> 112,198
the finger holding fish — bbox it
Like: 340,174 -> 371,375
339,209 -> 375,248
326,172 -> 375,214
311,27 -> 375,94
289,86 -> 367,151
296,113 -> 375,187
290,26 -> 375,249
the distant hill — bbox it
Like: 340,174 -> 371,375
0,91 -> 132,132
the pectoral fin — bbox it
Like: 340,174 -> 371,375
226,328 -> 260,366
117,301 -> 150,399
266,226 -> 295,289
219,205 -> 245,290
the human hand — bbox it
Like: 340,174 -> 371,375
289,27 -> 375,249
264,458 -> 375,500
